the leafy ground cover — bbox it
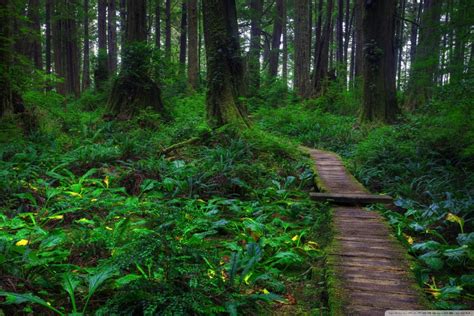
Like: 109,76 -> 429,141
256,82 -> 474,309
0,92 -> 332,315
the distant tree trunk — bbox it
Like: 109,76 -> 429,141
405,0 -> 442,110
396,0 -> 406,89
336,0 -> 344,65
52,0 -> 81,97
155,0 -> 161,48
187,0 -> 198,88
354,1 -> 362,78
108,0 -> 118,74
247,0 -> 263,95
179,1 -> 187,71
82,0 -> 91,91
349,25 -> 355,85
96,0 -> 109,89
359,0 -> 399,123
409,0 -> 421,64
343,0 -> 350,62
165,0 -> 171,61
294,0 -> 311,98
1,0 -> 13,117
282,0 -> 288,85
313,0 -> 323,76
202,0 -> 248,128
313,0 -> 334,95
120,0 -> 126,47
27,0 -> 42,69
107,0 -> 164,116
45,0 -> 52,75
451,0 -> 469,83
268,0 -> 284,78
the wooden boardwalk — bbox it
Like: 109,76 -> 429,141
304,148 -> 426,315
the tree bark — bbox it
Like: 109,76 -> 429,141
165,0 -> 171,61
46,0 -> 52,75
409,0 -> 421,65
179,1 -> 187,70
336,0 -> 344,65
268,0 -> 284,78
247,0 -> 263,94
202,0 -> 248,128
27,0 -> 42,69
313,0 -> 334,95
108,0 -> 118,74
294,0 -> 311,98
187,0 -> 199,88
96,0 -> 109,88
0,0 -> 13,117
405,0 -> 442,109
354,0 -> 362,78
82,0 -> 91,90
155,0 -> 161,48
395,0 -> 406,90
282,0 -> 288,85
52,0 -> 81,97
107,0 -> 164,116
359,0 -> 399,123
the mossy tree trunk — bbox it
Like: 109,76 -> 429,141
405,0 -> 442,110
107,0 -> 164,117
0,0 -> 13,117
359,0 -> 400,123
202,0 -> 249,128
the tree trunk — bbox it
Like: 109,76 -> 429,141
108,0 -> 118,74
451,0 -> 469,83
313,0 -> 323,77
96,0 -> 109,89
82,0 -> 91,90
202,0 -> 248,128
405,0 -> 442,110
282,0 -> 288,85
354,1 -> 362,78
409,0 -> 421,65
359,0 -> 399,123
247,0 -> 263,94
313,0 -> 334,95
396,0 -> 406,89
268,0 -> 284,78
107,0 -> 164,116
0,0 -> 13,117
187,0 -> 199,88
155,0 -> 161,48
120,0 -> 126,47
343,0 -> 350,62
165,0 -> 171,61
45,0 -> 52,75
179,1 -> 187,71
52,0 -> 81,97
27,0 -> 42,69
336,0 -> 344,65
294,0 -> 311,98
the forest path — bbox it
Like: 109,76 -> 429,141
302,147 -> 426,315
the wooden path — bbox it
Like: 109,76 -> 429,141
303,148 -> 427,315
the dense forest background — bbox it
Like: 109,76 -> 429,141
0,0 -> 473,314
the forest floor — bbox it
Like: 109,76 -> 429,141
0,89 -> 473,314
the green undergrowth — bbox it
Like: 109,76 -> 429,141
255,83 -> 474,309
0,92 -> 331,315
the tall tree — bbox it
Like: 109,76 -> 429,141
405,0 -> 442,109
45,0 -> 52,75
96,0 -> 109,89
282,0 -> 288,84
107,0 -> 164,116
108,0 -> 118,74
409,0 -> 422,65
52,0 -> 81,97
1,0 -> 13,117
82,0 -> 91,90
187,0 -> 199,88
247,0 -> 263,94
451,0 -> 470,83
395,0 -> 406,89
179,1 -> 187,70
26,0 -> 42,69
202,0 -> 248,128
313,0 -> 334,95
359,0 -> 399,123
165,0 -> 171,61
294,0 -> 311,98
268,0 -> 284,78
354,1 -> 362,78
336,0 -> 344,65
155,0 -> 161,48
